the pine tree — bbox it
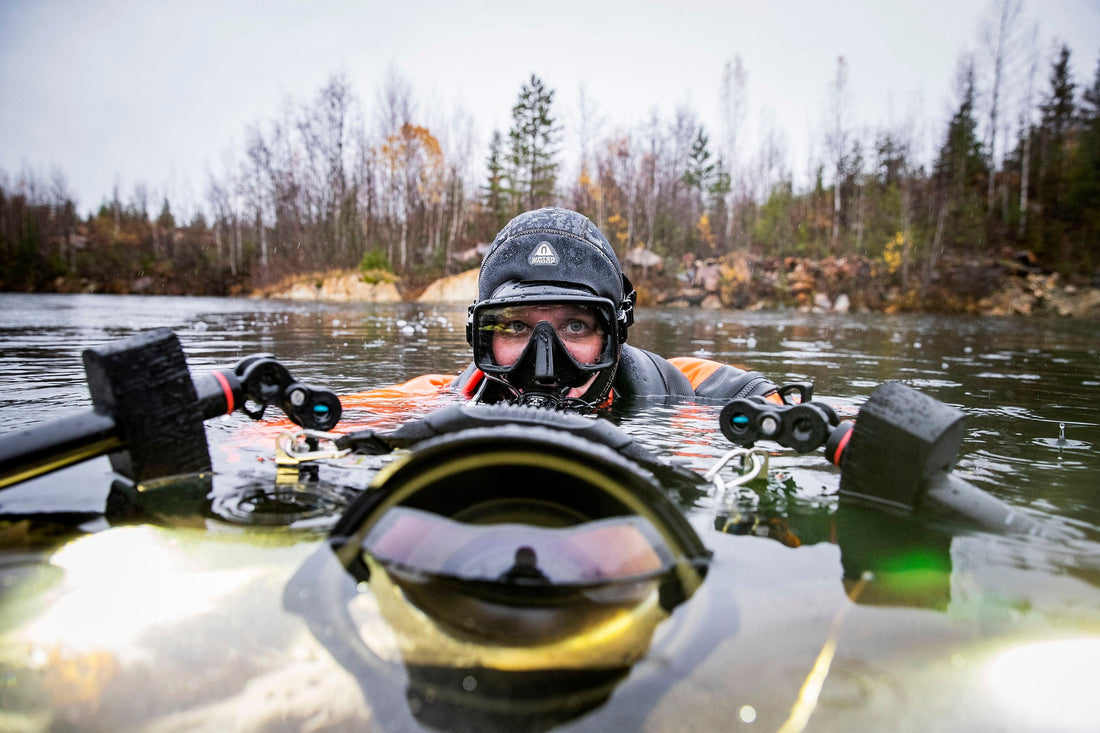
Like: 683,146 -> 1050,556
506,75 -> 560,212
936,67 -> 986,193
1067,53 -> 1100,272
683,128 -> 730,250
1036,45 -> 1077,259
1082,54 -> 1100,124
1041,46 -> 1077,139
925,58 -> 988,300
155,197 -> 175,261
933,60 -> 987,253
682,128 -> 716,190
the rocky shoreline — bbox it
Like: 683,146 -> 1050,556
255,253 -> 1100,319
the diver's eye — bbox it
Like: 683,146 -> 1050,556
501,320 -> 530,337
561,319 -> 594,337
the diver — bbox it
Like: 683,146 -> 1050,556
455,207 -> 783,410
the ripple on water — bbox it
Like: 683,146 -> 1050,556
1033,437 -> 1093,451
210,480 -> 354,531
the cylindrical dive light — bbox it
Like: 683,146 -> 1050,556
827,381 -> 1048,536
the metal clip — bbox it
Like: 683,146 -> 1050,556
703,447 -> 769,493
275,430 -> 350,467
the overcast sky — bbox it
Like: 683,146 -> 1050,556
1,0 -> 1097,217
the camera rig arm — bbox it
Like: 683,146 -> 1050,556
0,328 -> 341,489
718,382 -> 1050,536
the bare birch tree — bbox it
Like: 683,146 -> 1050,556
572,83 -> 605,220
979,0 -> 1024,215
442,103 -> 477,269
720,56 -> 748,246
825,56 -> 852,252
374,69 -> 415,269
1017,22 -> 1040,238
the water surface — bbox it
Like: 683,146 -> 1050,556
1,293 -> 1098,732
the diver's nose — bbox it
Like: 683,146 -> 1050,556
531,321 -> 559,386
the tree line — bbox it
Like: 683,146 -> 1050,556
2,2 -> 1098,299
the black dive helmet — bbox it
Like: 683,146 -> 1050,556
466,208 -> 636,408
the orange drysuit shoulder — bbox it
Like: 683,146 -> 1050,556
667,356 -> 784,404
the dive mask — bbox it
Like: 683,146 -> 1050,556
468,293 -> 622,404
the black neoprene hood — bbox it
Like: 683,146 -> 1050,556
468,208 -> 635,407
477,207 -> 630,304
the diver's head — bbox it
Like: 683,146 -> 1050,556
467,208 -> 635,408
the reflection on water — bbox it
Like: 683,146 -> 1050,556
0,293 -> 1099,731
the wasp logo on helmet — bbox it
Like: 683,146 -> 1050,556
528,241 -> 558,266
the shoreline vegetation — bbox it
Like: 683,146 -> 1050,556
246,252 -> 1100,318
4,37 -> 1099,318
11,249 -> 1100,321
11,236 -> 1100,318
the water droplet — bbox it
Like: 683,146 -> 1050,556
739,705 -> 757,723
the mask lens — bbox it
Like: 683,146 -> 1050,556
473,301 -> 616,373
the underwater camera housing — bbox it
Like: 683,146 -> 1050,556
288,404 -> 712,731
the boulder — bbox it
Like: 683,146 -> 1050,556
1046,287 -> 1100,318
417,268 -> 479,303
625,247 -> 663,269
262,272 -> 402,302
323,274 -> 402,302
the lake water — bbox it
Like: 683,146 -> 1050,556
0,292 -> 1098,731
